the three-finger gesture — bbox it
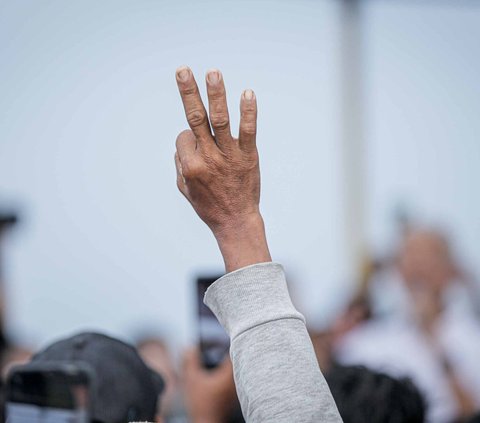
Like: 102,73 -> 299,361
175,67 -> 271,271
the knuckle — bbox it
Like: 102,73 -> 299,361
241,153 -> 258,170
210,113 -> 230,131
242,103 -> 257,113
181,85 -> 197,96
181,160 -> 201,180
209,88 -> 225,100
186,109 -> 207,128
241,122 -> 256,136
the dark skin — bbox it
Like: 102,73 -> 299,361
174,67 -> 271,422
174,67 -> 271,272
396,230 -> 476,418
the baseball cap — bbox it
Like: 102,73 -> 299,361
30,332 -> 164,422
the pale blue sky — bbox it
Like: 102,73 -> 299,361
0,0 -> 479,351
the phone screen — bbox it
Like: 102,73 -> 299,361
6,365 -> 91,423
197,276 -> 230,369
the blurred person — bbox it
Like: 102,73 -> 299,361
310,258 -> 380,375
0,212 -> 19,361
311,330 -> 335,372
11,331 -> 165,422
182,348 -> 243,423
0,335 -> 33,419
174,66 -> 341,422
1,345 -> 32,380
397,230 -> 479,419
325,365 -> 426,423
0,344 -> 32,422
334,228 -> 480,422
137,337 -> 181,422
0,212 -> 23,423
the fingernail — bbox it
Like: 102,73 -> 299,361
207,70 -> 220,85
244,89 -> 254,100
177,66 -> 190,82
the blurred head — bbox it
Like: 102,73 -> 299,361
326,365 -> 426,423
397,229 -> 458,294
29,332 -> 164,423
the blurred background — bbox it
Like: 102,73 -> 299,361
1,0 -> 480,421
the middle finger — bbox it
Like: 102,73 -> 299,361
206,69 -> 232,150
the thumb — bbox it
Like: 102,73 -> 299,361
175,129 -> 196,165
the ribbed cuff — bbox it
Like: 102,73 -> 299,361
204,262 -> 305,340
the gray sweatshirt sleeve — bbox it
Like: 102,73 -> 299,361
204,262 -> 342,423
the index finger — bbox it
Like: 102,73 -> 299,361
176,66 -> 213,145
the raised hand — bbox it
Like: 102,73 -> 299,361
174,67 -> 271,272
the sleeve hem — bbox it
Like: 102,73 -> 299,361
204,262 -> 305,339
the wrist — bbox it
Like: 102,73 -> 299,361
213,212 -> 271,273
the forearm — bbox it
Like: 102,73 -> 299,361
205,263 -> 342,423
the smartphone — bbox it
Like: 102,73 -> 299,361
196,275 -> 230,369
5,363 -> 92,423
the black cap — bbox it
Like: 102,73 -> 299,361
31,332 -> 164,422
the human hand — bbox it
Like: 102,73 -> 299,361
182,348 -> 239,423
174,67 -> 271,272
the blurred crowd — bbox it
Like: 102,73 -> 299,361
312,224 -> 480,423
1,208 -> 480,423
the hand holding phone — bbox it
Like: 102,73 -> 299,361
196,276 -> 230,369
